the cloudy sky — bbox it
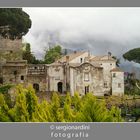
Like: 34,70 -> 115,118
23,8 -> 140,74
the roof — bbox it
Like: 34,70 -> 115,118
110,67 -> 123,72
90,55 -> 116,61
56,51 -> 87,63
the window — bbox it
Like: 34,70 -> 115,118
21,75 -> 24,80
80,58 -> 83,63
85,86 -> 89,95
113,73 -> 116,77
84,73 -> 89,81
110,63 -> 112,65
118,83 -> 121,88
104,82 -> 108,88
10,50 -> 13,53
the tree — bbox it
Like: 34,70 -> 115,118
76,93 -> 123,122
22,43 -> 39,64
0,8 -> 31,39
123,48 -> 140,63
44,45 -> 62,64
0,85 -> 123,122
50,92 -> 63,122
112,56 -> 120,67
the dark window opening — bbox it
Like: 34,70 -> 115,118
113,73 -> 116,77
21,75 -> 24,80
57,82 -> 63,93
80,58 -> 83,63
34,67 -> 37,69
13,70 -> 17,75
104,82 -> 108,88
33,83 -> 39,92
85,86 -> 89,95
0,77 -> 3,84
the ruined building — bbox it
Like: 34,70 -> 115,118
0,33 -> 124,96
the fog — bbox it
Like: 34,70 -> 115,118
23,8 -> 140,77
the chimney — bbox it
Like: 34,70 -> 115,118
66,55 -> 69,63
108,52 -> 112,59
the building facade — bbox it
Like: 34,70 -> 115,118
0,36 -> 124,96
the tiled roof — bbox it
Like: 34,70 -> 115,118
110,67 -> 123,72
90,55 -> 116,61
57,51 -> 87,63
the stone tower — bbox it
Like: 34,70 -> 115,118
0,26 -> 27,85
0,26 -> 23,63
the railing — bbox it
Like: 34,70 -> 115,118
28,69 -> 46,75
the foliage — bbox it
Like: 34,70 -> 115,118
0,84 -> 13,94
0,8 -> 31,39
125,78 -> 140,96
105,96 -> 124,109
112,56 -> 120,66
44,45 -> 62,64
76,93 -> 123,122
0,85 -> 123,122
123,48 -> 140,63
22,43 -> 39,64
0,84 -> 13,108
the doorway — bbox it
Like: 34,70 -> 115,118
33,83 -> 39,92
85,86 -> 89,95
57,82 -> 63,93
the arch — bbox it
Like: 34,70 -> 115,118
57,82 -> 63,93
33,83 -> 39,92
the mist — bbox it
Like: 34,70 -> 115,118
23,8 -> 140,77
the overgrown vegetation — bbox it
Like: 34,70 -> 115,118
0,85 -> 123,122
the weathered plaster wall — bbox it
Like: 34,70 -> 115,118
111,71 -> 124,96
70,63 -> 104,96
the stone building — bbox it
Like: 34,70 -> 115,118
0,35 -> 124,96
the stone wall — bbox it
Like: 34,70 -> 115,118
0,37 -> 22,61
27,64 -> 47,92
1,61 -> 27,85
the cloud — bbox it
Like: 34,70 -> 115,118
23,8 -> 140,76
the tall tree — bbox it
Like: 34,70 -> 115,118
44,45 -> 62,64
0,8 -> 31,39
22,43 -> 38,64
123,48 -> 140,63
